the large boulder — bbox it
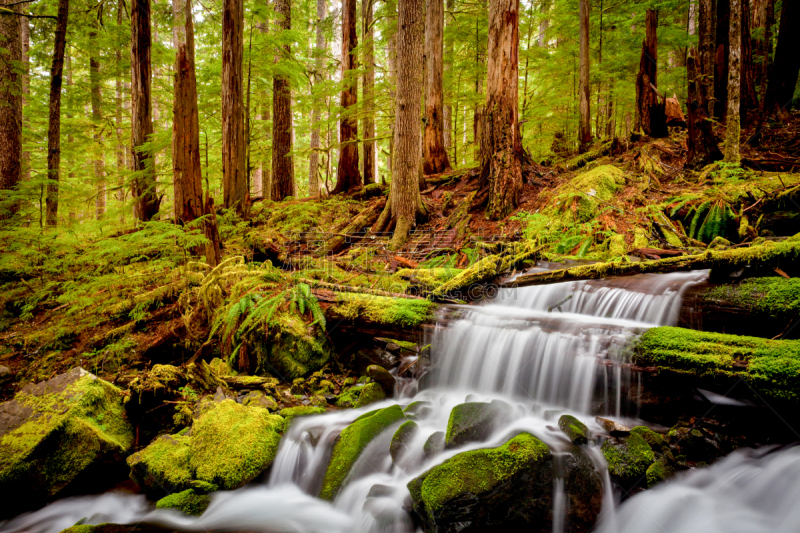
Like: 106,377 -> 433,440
337,382 -> 386,408
444,400 -> 511,449
320,405 -> 405,500
601,432 -> 655,485
0,368 -> 134,517
127,433 -> 193,497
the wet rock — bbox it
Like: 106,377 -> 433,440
367,365 -> 396,395
562,447 -> 604,532
407,433 -> 555,532
601,432 -> 655,485
354,346 -> 397,371
279,405 -> 326,429
444,400 -> 511,449
666,423 -> 725,465
241,390 -> 279,411
390,420 -> 419,464
595,416 -> 631,435
337,382 -> 386,409
630,426 -> 665,448
646,456 -> 675,487
155,488 -> 211,516
367,483 -> 398,499
423,431 -> 445,460
0,368 -> 134,517
558,414 -> 590,445
403,401 -> 433,420
320,405 -> 405,500
128,434 -> 193,498
0,365 -> 11,381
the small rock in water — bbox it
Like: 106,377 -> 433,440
367,365 -> 396,395
390,420 -> 419,464
445,400 -> 512,449
423,431 -> 445,459
559,414 -> 590,445
596,416 -> 631,435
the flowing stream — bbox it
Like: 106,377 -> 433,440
8,268 -> 789,533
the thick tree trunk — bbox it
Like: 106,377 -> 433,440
45,0 -> 70,226
334,0 -> 361,193
131,0 -> 160,221
422,0 -> 451,175
757,0 -> 774,117
443,0 -> 454,152
713,0 -> 730,120
172,0 -> 204,224
698,0 -> 715,114
257,1 -> 271,198
0,0 -> 22,209
222,0 -> 248,213
686,48 -> 723,169
739,0 -> 759,115
89,13 -> 105,219
309,0 -> 327,196
578,0 -> 591,151
386,30 -> 396,180
764,0 -> 800,115
725,0 -> 742,162
635,9 -> 666,138
20,16 -> 29,186
389,0 -> 425,249
480,0 -> 522,220
271,0 -> 294,200
362,0 -> 376,184
115,0 -> 126,225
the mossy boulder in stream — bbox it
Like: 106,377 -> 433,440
320,405 -> 405,500
558,415 -> 590,445
601,432 -> 655,484
337,382 -> 386,408
0,368 -> 134,517
445,400 -> 511,449
389,420 -> 419,464
127,434 -> 193,497
155,488 -> 211,516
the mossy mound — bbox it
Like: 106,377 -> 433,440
155,488 -> 211,516
407,433 -> 557,531
704,276 -> 800,319
394,268 -> 464,291
337,382 -> 386,408
0,368 -> 134,516
445,400 -> 511,449
389,420 -> 419,464
634,326 -> 800,401
601,433 -> 655,483
645,457 -> 675,488
558,414 -> 590,445
127,434 -> 193,498
251,311 -> 331,380
331,294 -> 436,327
319,405 -> 405,500
550,165 -> 625,222
630,426 -> 665,448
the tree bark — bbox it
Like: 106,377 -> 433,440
713,0 -> 730,120
698,0 -> 715,115
115,0 -> 126,225
89,10 -> 105,219
764,0 -> 800,115
442,0 -> 454,153
45,0 -> 70,226
257,0 -> 271,199
0,0 -> 22,209
422,0 -> 451,174
222,0 -> 248,213
757,0 -> 774,117
309,0 -> 327,196
20,16 -> 30,186
334,0 -> 361,193
480,0 -> 522,220
635,9 -> 666,137
131,0 -> 160,221
739,0 -> 759,115
578,0 -> 591,151
725,0 -> 742,162
686,48 -> 723,169
386,28 -> 396,180
362,0 -> 376,184
389,0 -> 425,248
270,0 -> 294,200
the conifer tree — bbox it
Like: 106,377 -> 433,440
271,0 -> 294,200
0,0 -> 22,208
222,0 -> 248,213
423,0 -> 451,174
334,0 -> 361,193
46,0 -> 70,226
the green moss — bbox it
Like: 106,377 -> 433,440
155,489 -> 211,516
354,382 -> 386,408
634,326 -> 800,401
59,526 -> 98,533
445,401 -> 509,449
394,268 -> 464,291
252,311 -> 331,380
551,165 -> 625,222
320,405 -> 405,500
645,457 -> 674,487
407,433 -> 549,521
190,400 -> 284,490
704,277 -> 800,318
558,415 -> 589,445
630,426 -> 665,448
331,294 -> 435,327
389,420 -> 419,463
601,433 -> 655,481
127,434 -> 193,496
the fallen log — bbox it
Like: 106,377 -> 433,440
504,238 -> 800,288
322,198 -> 385,254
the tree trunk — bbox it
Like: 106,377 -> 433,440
222,0 -> 248,213
635,9 -> 666,137
578,0 -> 591,151
362,0 -> 376,184
334,0 -> 361,193
20,16 -> 30,186
686,48 -> 723,169
389,0 -> 425,249
172,0 -> 204,224
698,0 -> 715,114
757,0 -> 774,117
713,0 -> 730,120
443,0 -> 454,153
422,0 -> 451,174
480,0 -> 522,220
309,0 -> 327,196
764,0 -> 800,115
725,0 -> 742,162
45,0 -> 70,226
270,0 -> 294,200
0,0 -> 22,210
258,1 -> 271,198
386,29 -> 396,180
115,0 -> 126,225
89,11 -> 105,219
131,0 -> 159,221
739,0 -> 758,115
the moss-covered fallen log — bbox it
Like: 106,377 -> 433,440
505,238 -> 800,288
633,326 -> 800,402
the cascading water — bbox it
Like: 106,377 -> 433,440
0,269 -> 714,533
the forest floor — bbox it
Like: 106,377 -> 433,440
1,111 -> 800,402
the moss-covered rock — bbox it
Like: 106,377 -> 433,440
336,382 -> 386,408
633,326 -> 800,401
601,433 -> 655,483
645,457 -> 675,488
407,433 -> 556,531
403,400 -> 433,421
551,165 -> 625,222
389,420 -> 419,464
127,434 -> 193,498
155,488 -> 211,516
445,400 -> 511,449
630,426 -> 665,448
423,431 -> 445,460
366,365 -> 396,395
190,400 -> 284,489
241,390 -> 278,411
0,368 -> 134,516
320,405 -> 405,500
331,294 -> 436,327
251,312 -> 331,380
558,414 -> 590,445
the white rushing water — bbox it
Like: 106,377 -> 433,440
1,269 -> 719,533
